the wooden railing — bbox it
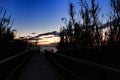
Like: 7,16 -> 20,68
45,53 -> 120,80
0,48 -> 37,80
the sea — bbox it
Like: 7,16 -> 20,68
40,46 -> 57,53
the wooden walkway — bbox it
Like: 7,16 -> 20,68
17,53 -> 66,80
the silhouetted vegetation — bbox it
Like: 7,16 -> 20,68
0,8 -> 38,79
0,8 -> 31,60
57,0 -> 120,68
57,0 -> 102,50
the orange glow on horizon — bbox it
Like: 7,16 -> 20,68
26,35 -> 60,46
15,32 -> 60,46
38,36 -> 60,46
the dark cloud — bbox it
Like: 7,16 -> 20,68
36,31 -> 58,37
31,32 -> 36,34
27,37 -> 42,40
43,36 -> 54,39
27,31 -> 59,40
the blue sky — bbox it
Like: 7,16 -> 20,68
0,0 -> 109,38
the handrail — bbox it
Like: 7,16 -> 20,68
0,49 -> 33,64
54,53 -> 120,73
5,53 -> 32,80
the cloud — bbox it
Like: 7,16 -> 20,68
36,31 -> 58,37
27,37 -> 43,40
43,36 -> 54,39
27,31 -> 59,40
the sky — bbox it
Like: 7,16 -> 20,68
0,0 -> 110,45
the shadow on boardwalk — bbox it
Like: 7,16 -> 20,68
17,53 -> 66,80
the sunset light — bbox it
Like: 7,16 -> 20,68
38,35 -> 60,46
1,0 -> 120,79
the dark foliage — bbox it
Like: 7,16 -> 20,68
0,8 -> 29,60
57,0 -> 120,67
